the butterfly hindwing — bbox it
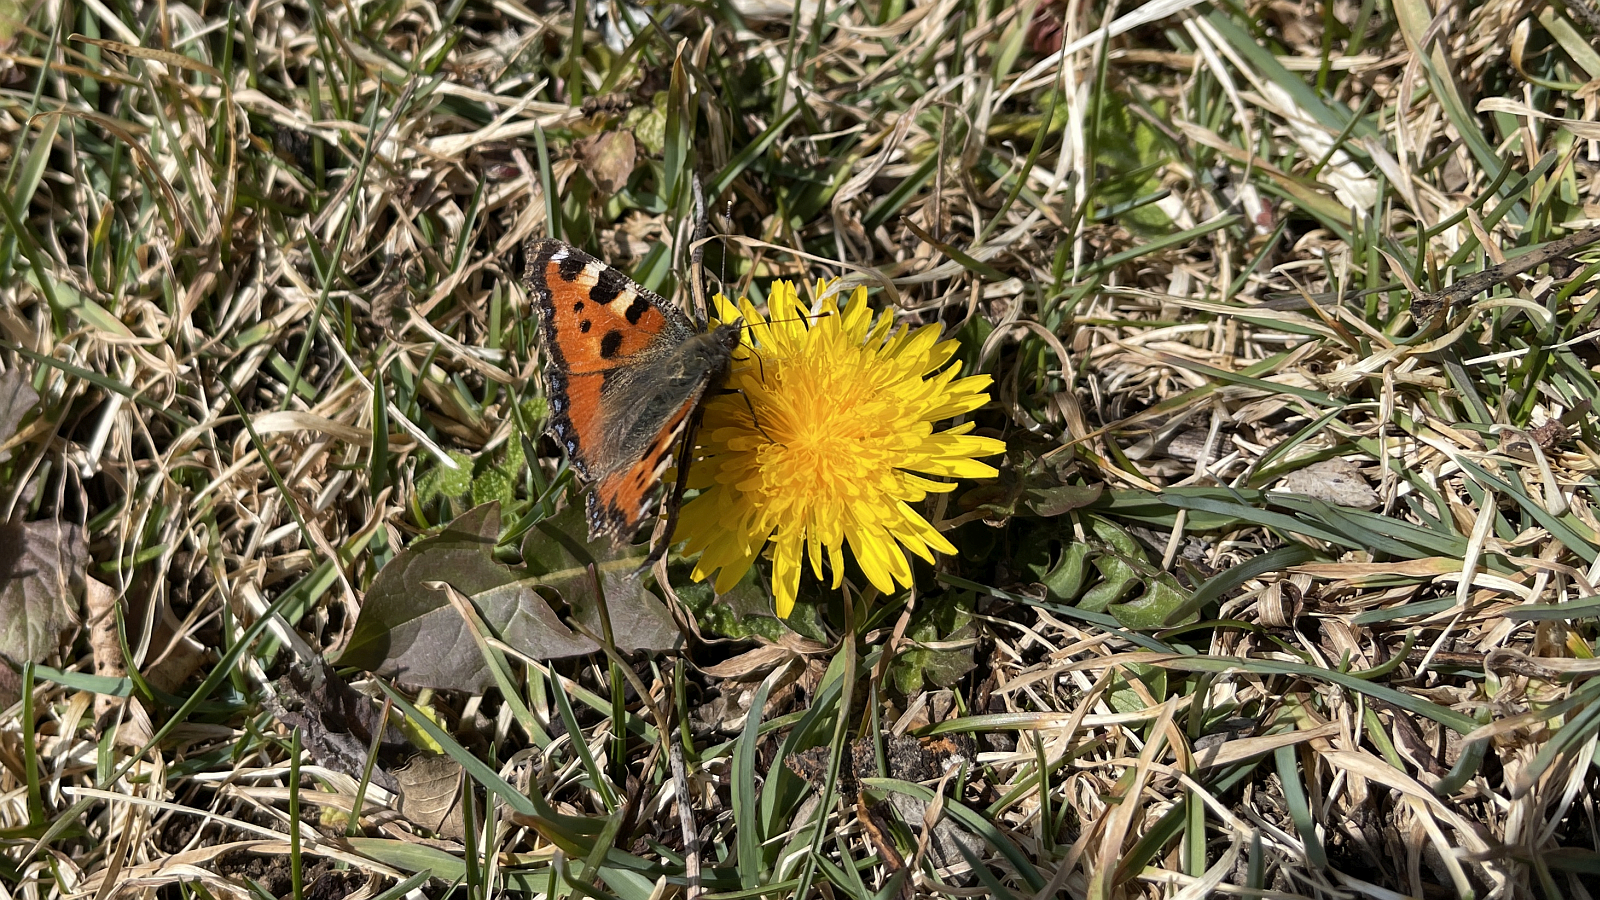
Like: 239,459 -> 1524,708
588,392 -> 699,538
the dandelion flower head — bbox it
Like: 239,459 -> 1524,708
674,280 -> 1005,618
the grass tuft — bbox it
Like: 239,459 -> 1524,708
7,0 -> 1600,896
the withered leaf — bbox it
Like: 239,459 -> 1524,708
394,754 -> 474,841
1276,458 -> 1380,510
264,658 -> 405,792
0,517 -> 85,666
572,130 -> 637,195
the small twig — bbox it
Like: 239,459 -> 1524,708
564,606 -> 701,899
669,733 -> 702,900
1411,224 -> 1600,327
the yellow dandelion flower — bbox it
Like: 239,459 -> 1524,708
674,280 -> 1006,618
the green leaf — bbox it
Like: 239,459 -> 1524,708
523,506 -> 680,654
675,561 -> 785,640
341,503 -> 677,692
416,450 -> 473,505
733,675 -> 773,888
889,592 -> 977,695
347,838 -> 465,882
1129,653 -> 1478,734
1020,530 -> 1091,602
339,503 -> 595,691
1504,595 -> 1600,622
1056,517 -> 1195,629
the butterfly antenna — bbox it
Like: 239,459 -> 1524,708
742,310 -> 834,335
731,310 -> 832,383
737,335 -> 770,386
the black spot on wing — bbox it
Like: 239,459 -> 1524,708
624,294 -> 651,325
600,330 -> 624,359
580,320 -> 592,333
557,253 -> 585,281
573,301 -> 585,313
590,269 -> 625,305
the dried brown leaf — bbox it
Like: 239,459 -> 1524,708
394,754 -> 472,841
0,517 -> 84,665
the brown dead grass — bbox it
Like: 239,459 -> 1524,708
3,0 -> 1600,896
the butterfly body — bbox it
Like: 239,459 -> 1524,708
524,238 -> 742,541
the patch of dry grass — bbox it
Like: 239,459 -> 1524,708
4,0 -> 1600,896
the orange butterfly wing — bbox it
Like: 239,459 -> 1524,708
525,239 -> 741,541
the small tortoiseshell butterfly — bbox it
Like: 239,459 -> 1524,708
523,238 -> 743,542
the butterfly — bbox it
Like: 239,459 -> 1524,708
523,238 -> 744,543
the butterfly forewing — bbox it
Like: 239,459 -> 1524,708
525,238 -> 741,542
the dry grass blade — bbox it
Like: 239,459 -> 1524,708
8,0 -> 1600,896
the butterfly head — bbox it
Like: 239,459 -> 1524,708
695,318 -> 745,370
716,317 -> 745,349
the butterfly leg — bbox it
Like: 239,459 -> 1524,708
738,389 -> 778,445
706,385 -> 778,446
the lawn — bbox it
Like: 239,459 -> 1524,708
2,0 -> 1598,896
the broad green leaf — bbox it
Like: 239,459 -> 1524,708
522,505 -> 679,654
342,500 -> 683,691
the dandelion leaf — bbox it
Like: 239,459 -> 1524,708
521,505 -> 680,655
675,561 -> 788,641
1020,528 -> 1092,602
889,592 -> 977,696
1027,517 -> 1196,629
339,503 -> 598,692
